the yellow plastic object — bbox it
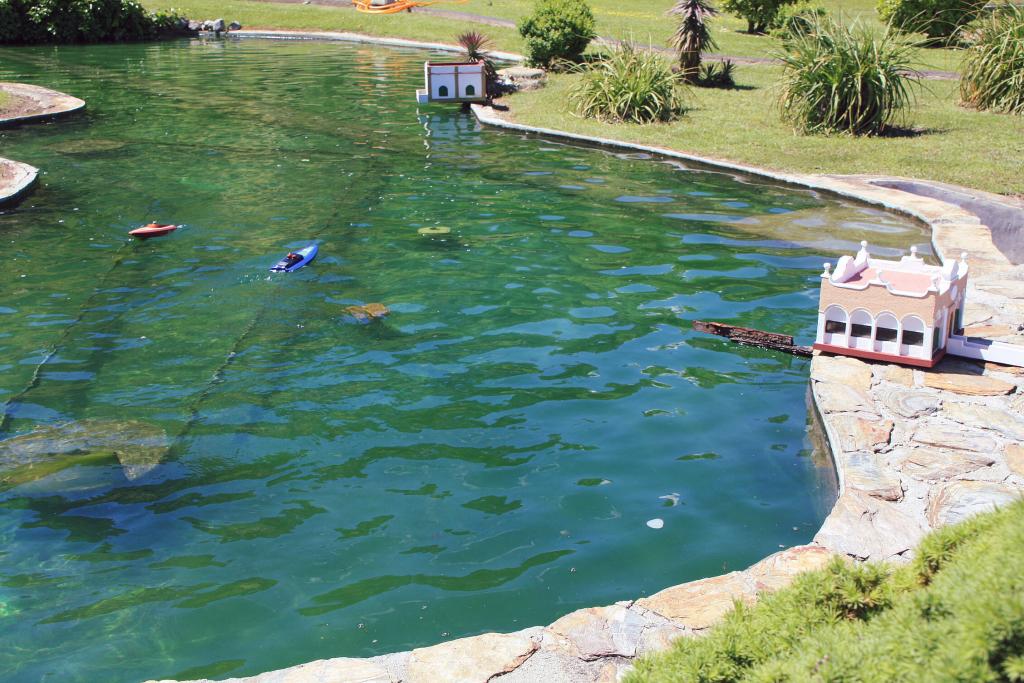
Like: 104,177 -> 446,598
352,0 -> 466,14
417,226 -> 451,235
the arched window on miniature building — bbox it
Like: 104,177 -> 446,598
901,315 -> 926,355
438,85 -> 449,98
823,305 -> 848,345
465,84 -> 476,97
875,312 -> 899,354
849,309 -> 873,350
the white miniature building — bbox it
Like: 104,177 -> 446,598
416,61 -> 487,105
813,242 -> 968,368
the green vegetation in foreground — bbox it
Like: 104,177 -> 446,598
140,0 -> 962,72
139,0 -> 525,52
505,67 -> 1024,195
629,500 -> 1024,682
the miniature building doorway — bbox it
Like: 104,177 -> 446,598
900,315 -> 926,357
849,309 -> 873,350
822,305 -> 848,346
875,312 -> 899,354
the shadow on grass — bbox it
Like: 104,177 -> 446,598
877,125 -> 948,138
696,83 -> 759,92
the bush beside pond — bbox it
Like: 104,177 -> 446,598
0,0 -> 192,44
629,500 -> 1024,682
570,44 -> 685,124
517,0 -> 596,67
778,18 -> 921,135
960,4 -> 1024,115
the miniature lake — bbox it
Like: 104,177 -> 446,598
0,39 -> 930,682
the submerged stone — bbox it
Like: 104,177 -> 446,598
0,419 -> 169,481
344,303 -> 391,322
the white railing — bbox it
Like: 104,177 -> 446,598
947,334 -> 1024,367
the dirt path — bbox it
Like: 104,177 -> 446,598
239,0 -> 959,79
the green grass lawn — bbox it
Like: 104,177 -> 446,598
456,0 -> 961,71
141,0 -> 526,52
503,65 -> 1024,195
143,0 -> 963,72
629,500 -> 1024,682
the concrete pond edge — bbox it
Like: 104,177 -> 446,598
230,29 -> 525,63
0,158 -> 39,207
27,32 -> 1005,683
1,83 -> 85,206
0,82 -> 85,128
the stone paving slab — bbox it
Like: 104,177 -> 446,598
0,158 -> 39,206
0,82 -> 85,127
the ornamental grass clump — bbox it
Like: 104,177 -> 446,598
960,5 -> 1024,115
778,18 -> 921,135
570,44 -> 685,124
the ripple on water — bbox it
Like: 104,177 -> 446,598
0,38 -> 929,683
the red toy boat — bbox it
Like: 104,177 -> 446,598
129,223 -> 179,239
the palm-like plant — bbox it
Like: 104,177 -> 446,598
668,0 -> 719,84
456,31 -> 499,96
778,18 -> 921,135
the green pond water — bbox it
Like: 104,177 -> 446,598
0,39 -> 930,682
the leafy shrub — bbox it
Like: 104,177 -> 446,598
628,499 -> 1024,683
877,0 -> 988,42
778,18 -> 920,135
0,0 -> 32,42
517,0 -> 596,67
569,43 -> 684,123
456,31 -> 500,95
769,1 -> 828,39
721,0 -> 798,34
0,0 -> 190,44
669,0 -> 718,84
698,59 -> 735,87
960,4 -> 1024,114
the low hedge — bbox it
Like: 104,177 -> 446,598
0,0 -> 191,44
629,499 -> 1024,682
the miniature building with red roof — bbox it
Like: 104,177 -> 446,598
813,241 -> 969,368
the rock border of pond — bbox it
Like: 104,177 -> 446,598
0,158 -> 39,207
77,32 -> 1012,683
0,82 -> 85,128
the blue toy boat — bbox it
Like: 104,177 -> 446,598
270,244 -> 318,273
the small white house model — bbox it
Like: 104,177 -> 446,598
416,61 -> 487,105
813,242 -> 968,368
